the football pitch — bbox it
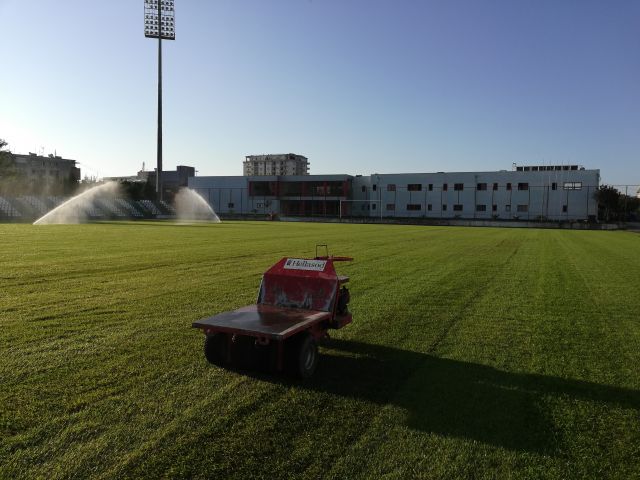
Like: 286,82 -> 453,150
1,221 -> 639,479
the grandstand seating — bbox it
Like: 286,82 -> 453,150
85,204 -> 105,218
138,200 -> 162,215
47,196 -> 65,208
0,196 -> 22,217
96,198 -> 127,217
115,198 -> 143,217
160,200 -> 176,214
0,195 -> 176,220
19,196 -> 49,216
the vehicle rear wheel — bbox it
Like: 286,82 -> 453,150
290,333 -> 318,379
204,333 -> 227,366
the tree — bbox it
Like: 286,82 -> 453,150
620,191 -> 640,222
595,185 -> 640,222
119,180 -> 156,200
0,138 -> 12,172
0,139 -> 22,195
595,185 -> 620,222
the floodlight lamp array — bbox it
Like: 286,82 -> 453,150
144,0 -> 175,40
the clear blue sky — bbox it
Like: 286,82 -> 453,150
0,0 -> 638,185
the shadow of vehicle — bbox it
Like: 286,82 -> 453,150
280,338 -> 640,454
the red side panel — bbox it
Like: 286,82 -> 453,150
258,258 -> 338,312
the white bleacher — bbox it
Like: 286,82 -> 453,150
160,200 -> 176,214
97,198 -> 127,217
115,198 -> 143,217
19,196 -> 49,216
47,196 -> 65,208
0,196 -> 22,217
138,200 -> 161,215
85,204 -> 105,217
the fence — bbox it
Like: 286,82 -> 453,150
2,184 -> 638,222
193,184 -> 640,222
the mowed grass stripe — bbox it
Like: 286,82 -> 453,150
324,229 -> 640,479
322,229 -> 533,478
1,222 -> 639,479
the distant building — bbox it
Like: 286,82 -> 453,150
139,165 -> 196,197
243,154 -> 309,176
7,152 -> 80,193
190,165 -> 600,221
103,165 -> 196,200
191,174 -> 349,216
102,174 -> 141,183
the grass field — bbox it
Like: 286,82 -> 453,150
1,221 -> 639,479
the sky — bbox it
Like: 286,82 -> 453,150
0,0 -> 638,185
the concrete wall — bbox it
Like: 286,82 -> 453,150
190,176 -> 259,215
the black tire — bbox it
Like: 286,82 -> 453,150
204,333 -> 227,366
290,333 -> 318,379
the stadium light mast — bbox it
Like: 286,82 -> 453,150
144,0 -> 175,202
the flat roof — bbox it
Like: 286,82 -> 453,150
365,169 -> 600,176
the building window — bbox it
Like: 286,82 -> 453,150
453,204 -> 463,211
372,203 -> 376,210
454,183 -> 464,191
506,183 -> 512,191
228,203 -> 234,208
493,182 -> 498,191
386,203 -> 395,211
442,204 -> 447,211
428,184 -> 433,191
476,204 -> 487,212
387,184 -> 396,191
563,205 -> 568,213
492,204 -> 497,212
505,204 -> 511,212
361,186 -> 366,193
407,184 -> 422,191
517,204 -> 528,212
443,183 -> 448,191
563,182 -> 582,190
427,204 -> 432,211
518,183 -> 529,191
552,182 -> 557,190
407,204 -> 421,211
372,184 -> 377,191
477,183 -> 487,191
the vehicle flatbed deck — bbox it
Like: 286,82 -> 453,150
192,304 -> 331,340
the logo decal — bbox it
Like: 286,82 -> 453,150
283,258 -> 327,271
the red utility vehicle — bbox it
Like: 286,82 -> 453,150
192,246 -> 352,378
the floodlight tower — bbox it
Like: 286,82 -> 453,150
144,0 -> 175,202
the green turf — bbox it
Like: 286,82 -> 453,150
1,221 -> 639,479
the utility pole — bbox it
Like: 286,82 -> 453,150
144,0 -> 175,202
